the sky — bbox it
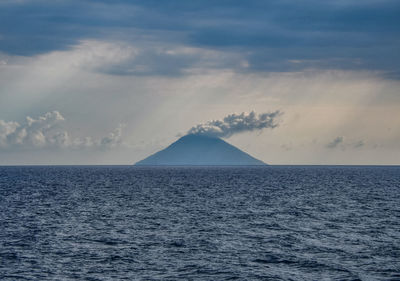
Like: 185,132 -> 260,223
0,0 -> 399,165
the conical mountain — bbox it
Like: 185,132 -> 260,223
135,134 -> 266,166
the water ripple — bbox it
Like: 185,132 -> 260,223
1,166 -> 399,280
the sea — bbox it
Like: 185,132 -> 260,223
0,166 -> 399,280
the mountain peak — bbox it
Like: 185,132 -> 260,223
135,134 -> 266,166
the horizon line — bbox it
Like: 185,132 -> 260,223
1,164 -> 399,167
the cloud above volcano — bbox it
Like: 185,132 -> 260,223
187,111 -> 282,138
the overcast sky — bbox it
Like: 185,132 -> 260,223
0,0 -> 399,165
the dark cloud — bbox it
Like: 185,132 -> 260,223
326,137 -> 367,149
353,140 -> 365,148
326,136 -> 344,149
1,0 -> 399,76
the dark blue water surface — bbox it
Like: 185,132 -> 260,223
1,166 -> 400,280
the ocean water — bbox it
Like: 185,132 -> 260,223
0,166 -> 399,281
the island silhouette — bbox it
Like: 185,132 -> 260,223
135,134 -> 266,166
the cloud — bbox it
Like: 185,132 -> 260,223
353,140 -> 365,148
70,40 -> 138,73
0,111 -> 124,150
1,111 -> 64,148
23,39 -> 241,77
326,137 -> 367,150
187,111 -> 282,138
0,0 -> 399,77
99,124 -> 124,149
281,143 -> 293,151
326,136 -> 344,149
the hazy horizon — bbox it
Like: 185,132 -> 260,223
1,0 -> 399,165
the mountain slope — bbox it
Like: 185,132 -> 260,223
135,134 -> 266,166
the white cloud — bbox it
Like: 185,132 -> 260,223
187,111 -> 282,138
34,40 -> 243,76
0,120 -> 19,146
70,40 -> 139,72
0,111 -> 124,150
0,39 -> 400,164
99,124 -> 124,149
